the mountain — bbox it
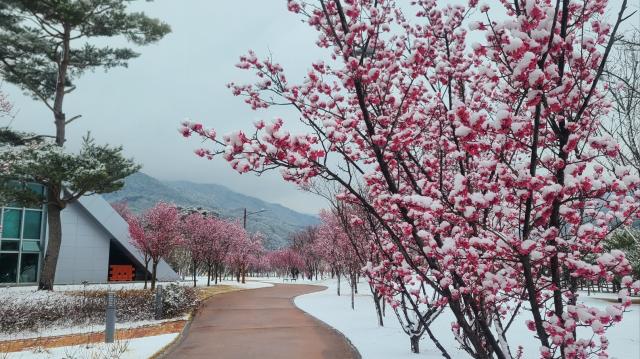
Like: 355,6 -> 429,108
103,172 -> 319,249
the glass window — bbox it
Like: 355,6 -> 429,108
19,253 -> 38,283
23,210 -> 42,240
2,209 -> 22,239
0,253 -> 18,283
22,241 -> 40,252
0,240 -> 19,251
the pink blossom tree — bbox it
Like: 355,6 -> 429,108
290,226 -> 323,280
203,217 -> 240,285
181,212 -> 211,287
317,210 -> 361,305
227,230 -> 264,284
183,0 -> 640,357
128,202 -> 181,290
111,201 -> 132,219
269,247 -> 305,278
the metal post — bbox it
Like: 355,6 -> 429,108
105,291 -> 116,343
154,284 -> 164,320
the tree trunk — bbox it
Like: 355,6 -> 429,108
207,264 -> 212,286
337,272 -> 341,296
144,257 -> 150,290
352,272 -> 359,294
214,263 -> 219,285
351,280 -> 355,310
151,261 -> 158,290
241,265 -> 246,284
53,25 -> 71,146
410,335 -> 420,354
382,297 -> 386,317
36,19 -> 71,291
38,197 -> 63,290
192,259 -> 197,288
426,327 -> 451,359
370,285 -> 384,326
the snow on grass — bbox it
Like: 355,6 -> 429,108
0,317 -> 186,341
0,279 -> 253,341
295,279 -> 640,359
0,278 -> 274,357
2,333 -> 178,359
0,276 -> 275,295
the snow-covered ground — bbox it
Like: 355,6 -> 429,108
0,277 -> 274,359
0,277 -> 273,294
295,279 -> 640,359
2,333 -> 178,359
0,278 -> 272,340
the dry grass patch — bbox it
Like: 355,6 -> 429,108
0,320 -> 186,353
195,285 -> 241,301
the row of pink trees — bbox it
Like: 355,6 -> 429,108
290,226 -> 324,280
181,212 -> 242,286
268,247 -> 305,278
226,231 -> 265,283
318,200 -> 452,353
116,201 -> 265,288
183,0 -> 640,357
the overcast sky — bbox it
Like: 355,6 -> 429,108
2,1 -> 329,215
2,0 -> 636,215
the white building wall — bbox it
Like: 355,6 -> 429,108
54,200 -> 110,284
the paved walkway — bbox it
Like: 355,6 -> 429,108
164,283 -> 360,359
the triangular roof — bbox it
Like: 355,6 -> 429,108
76,194 -> 180,281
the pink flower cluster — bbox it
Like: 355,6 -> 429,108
183,1 -> 640,357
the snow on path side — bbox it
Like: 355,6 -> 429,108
3,333 -> 178,359
295,279 -> 640,359
295,280 -> 437,359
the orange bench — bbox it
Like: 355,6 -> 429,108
109,264 -> 135,281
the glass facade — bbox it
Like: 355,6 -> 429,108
0,184 -> 45,284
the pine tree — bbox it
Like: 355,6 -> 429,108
0,0 -> 169,290
0,130 -> 140,289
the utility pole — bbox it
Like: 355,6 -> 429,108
243,208 -> 267,229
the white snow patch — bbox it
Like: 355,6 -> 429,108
295,279 -> 640,359
3,333 -> 178,359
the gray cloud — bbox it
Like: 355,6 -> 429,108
3,0 -> 329,215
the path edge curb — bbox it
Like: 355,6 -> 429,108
290,284 -> 363,359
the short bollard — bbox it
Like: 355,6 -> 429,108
154,285 -> 164,320
105,291 -> 116,343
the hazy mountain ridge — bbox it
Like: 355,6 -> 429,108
103,172 -> 319,249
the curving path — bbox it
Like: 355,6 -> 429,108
163,283 -> 360,359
